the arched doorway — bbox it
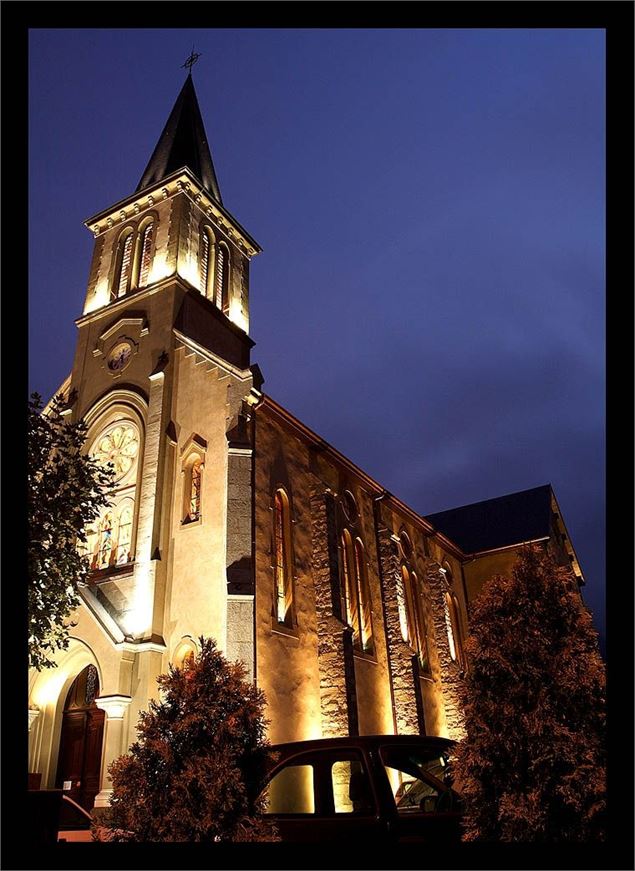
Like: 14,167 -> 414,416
55,665 -> 105,811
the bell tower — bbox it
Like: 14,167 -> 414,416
82,72 -> 259,335
59,70 -> 263,798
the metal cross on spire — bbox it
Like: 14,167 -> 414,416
182,47 -> 202,74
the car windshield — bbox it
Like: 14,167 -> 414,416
379,745 -> 453,814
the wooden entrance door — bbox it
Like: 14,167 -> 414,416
55,665 -> 105,811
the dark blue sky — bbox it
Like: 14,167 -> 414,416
28,29 -> 605,639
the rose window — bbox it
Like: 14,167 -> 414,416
92,424 -> 139,482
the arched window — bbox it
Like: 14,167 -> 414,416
444,592 -> 457,662
183,455 -> 203,524
111,218 -> 158,301
113,231 -> 134,299
452,593 -> 466,670
87,419 -> 141,571
215,243 -> 230,315
340,529 -> 373,653
443,566 -> 466,670
190,460 -> 202,520
137,220 -> 155,288
64,665 -> 100,710
173,638 -> 197,669
273,488 -> 294,626
199,226 -> 215,301
354,538 -> 374,652
341,530 -> 359,639
401,565 -> 430,673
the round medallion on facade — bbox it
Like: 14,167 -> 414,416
106,340 -> 134,373
341,489 -> 359,524
90,422 -> 139,483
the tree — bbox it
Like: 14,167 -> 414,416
454,545 -> 606,841
103,637 -> 279,842
28,392 -> 115,670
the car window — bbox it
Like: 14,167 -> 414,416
262,763 -> 315,814
331,758 -> 374,815
59,797 -> 92,830
380,746 -> 453,815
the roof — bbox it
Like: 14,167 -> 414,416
256,394 -> 464,558
425,484 -> 553,555
136,74 -> 222,203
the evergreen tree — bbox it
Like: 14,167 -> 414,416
104,638 -> 279,842
28,392 -> 115,670
454,545 -> 605,841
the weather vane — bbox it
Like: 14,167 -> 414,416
182,47 -> 202,73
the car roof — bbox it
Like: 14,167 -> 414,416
62,795 -> 92,819
270,734 -> 455,756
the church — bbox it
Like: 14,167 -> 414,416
27,73 -> 585,813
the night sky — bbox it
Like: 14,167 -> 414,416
28,29 -> 605,643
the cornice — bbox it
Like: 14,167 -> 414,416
258,394 -> 465,560
75,275 -> 180,328
84,167 -> 261,258
173,329 -> 254,383
549,490 -> 585,585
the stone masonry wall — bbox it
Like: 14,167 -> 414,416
376,526 -> 421,735
226,449 -> 254,595
310,491 -> 358,737
425,560 -> 466,740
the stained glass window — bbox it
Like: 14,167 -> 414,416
97,512 -> 114,569
189,459 -> 202,521
85,665 -> 98,704
92,424 -> 139,483
86,420 -> 140,572
116,504 -> 133,565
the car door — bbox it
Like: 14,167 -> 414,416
308,749 -> 386,843
377,743 -> 463,843
260,753 -> 320,842
261,748 -> 386,843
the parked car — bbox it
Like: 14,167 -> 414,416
260,734 -> 462,843
57,794 -> 93,842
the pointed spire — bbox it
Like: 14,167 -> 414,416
136,74 -> 222,203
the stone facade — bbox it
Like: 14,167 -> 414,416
376,526 -> 422,735
310,491 -> 358,737
425,560 -> 467,741
28,74 -> 585,812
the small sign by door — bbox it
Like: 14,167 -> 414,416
63,780 -> 72,790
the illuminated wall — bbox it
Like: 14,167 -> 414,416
82,172 -> 254,336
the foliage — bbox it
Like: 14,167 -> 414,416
454,545 -> 606,842
104,637 -> 279,842
28,392 -> 115,670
